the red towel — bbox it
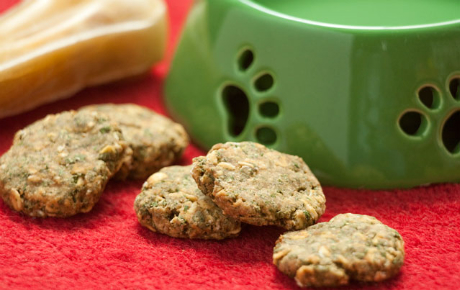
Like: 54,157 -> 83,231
0,1 -> 459,289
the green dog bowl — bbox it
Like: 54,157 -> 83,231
165,0 -> 460,189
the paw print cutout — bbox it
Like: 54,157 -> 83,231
221,47 -> 281,147
398,76 -> 460,155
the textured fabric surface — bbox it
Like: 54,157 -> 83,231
1,1 -> 459,289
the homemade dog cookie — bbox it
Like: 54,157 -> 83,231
134,165 -> 241,239
191,142 -> 326,230
273,213 -> 405,288
80,104 -> 189,179
0,110 -> 131,217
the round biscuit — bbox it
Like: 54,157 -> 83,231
191,142 -> 326,230
0,110 -> 131,217
80,104 -> 188,180
273,213 -> 405,287
134,165 -> 241,239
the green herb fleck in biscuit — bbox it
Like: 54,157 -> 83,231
134,165 -> 241,240
273,213 -> 405,287
80,104 -> 189,179
0,110 -> 131,217
191,142 -> 326,230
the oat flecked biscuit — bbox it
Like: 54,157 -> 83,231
0,110 -> 131,217
134,165 -> 241,239
191,142 -> 326,230
80,104 -> 189,179
273,213 -> 405,288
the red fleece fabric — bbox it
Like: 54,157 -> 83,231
0,1 -> 459,289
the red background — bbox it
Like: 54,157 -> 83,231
0,1 -> 459,289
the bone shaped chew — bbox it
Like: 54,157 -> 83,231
0,0 -> 167,118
